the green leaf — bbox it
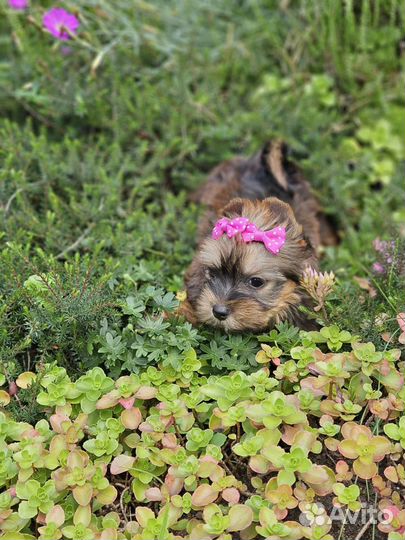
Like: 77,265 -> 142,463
383,423 -> 400,440
1,534 -> 36,540
210,432 -> 227,447
18,501 -> 37,520
277,469 -> 296,486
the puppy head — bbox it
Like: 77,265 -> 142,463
185,197 -> 316,332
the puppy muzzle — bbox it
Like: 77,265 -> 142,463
212,304 -> 230,320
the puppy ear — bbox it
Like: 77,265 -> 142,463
221,197 -> 245,218
263,197 -> 317,270
260,140 -> 289,191
263,197 -> 299,231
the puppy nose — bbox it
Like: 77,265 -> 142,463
212,304 -> 230,320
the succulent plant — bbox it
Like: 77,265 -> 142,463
384,416 -> 405,449
0,326 -> 403,540
338,422 -> 392,479
16,479 -> 56,519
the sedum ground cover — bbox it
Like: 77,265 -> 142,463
0,1 -> 404,539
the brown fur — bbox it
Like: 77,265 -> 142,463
183,141 -> 337,332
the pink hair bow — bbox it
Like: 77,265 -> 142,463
212,217 -> 286,254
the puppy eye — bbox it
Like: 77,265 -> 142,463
248,277 -> 265,288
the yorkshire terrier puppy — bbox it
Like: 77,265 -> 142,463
183,141 -> 337,332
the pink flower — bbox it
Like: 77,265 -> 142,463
373,238 -> 395,256
43,7 -> 80,41
8,0 -> 28,9
372,262 -> 385,274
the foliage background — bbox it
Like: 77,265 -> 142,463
0,2 -> 404,538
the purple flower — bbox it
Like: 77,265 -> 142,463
373,238 -> 395,258
43,7 -> 80,41
8,0 -> 29,10
372,262 -> 385,274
